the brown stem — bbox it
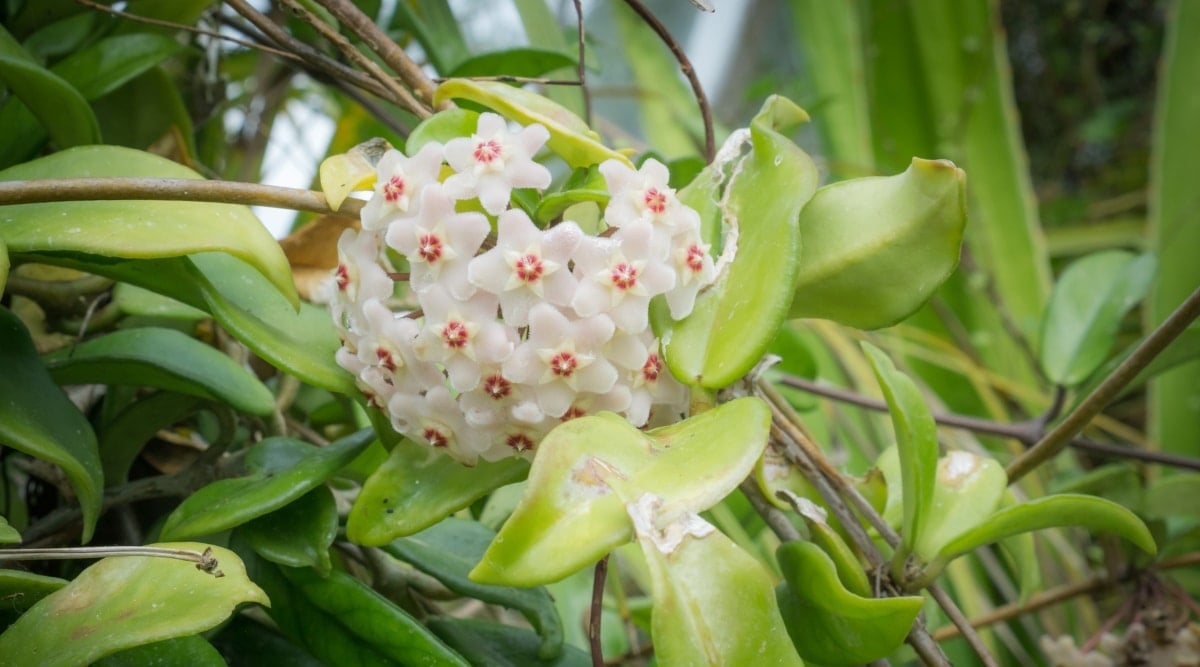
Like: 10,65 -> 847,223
1006,284 -> 1200,482
590,555 -> 609,667
618,0 -> 714,162
572,0 -> 592,124
0,177 -> 362,219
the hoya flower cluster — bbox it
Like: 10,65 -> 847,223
329,113 -> 716,465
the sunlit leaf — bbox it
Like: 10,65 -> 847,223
407,108 -> 481,153
0,306 -> 102,542
0,516 -> 19,543
44,327 -> 275,417
0,543 -> 268,666
776,540 -> 923,666
1039,251 -> 1156,385
912,450 -> 1006,561
159,430 -> 374,540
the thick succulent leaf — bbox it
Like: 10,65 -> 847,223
111,283 -> 207,320
936,493 -> 1157,563
407,108 -> 479,153
776,540 -> 923,666
0,145 -> 297,306
0,543 -> 267,667
433,78 -> 630,168
788,158 -> 967,329
93,635 -> 225,667
44,327 -> 275,417
471,397 -> 770,586
863,343 -> 938,556
0,515 -> 19,543
427,618 -> 590,667
662,96 -> 818,388
448,48 -> 576,79
534,166 -> 609,225
159,429 -> 374,540
239,485 -> 338,574
0,306 -> 103,542
208,616 -> 322,667
1039,251 -> 1157,386
0,25 -> 99,149
98,391 -> 207,484
318,142 -> 384,212
798,510 -> 871,598
347,438 -> 529,545
277,565 -> 469,667
0,569 -> 67,612
629,501 -> 802,666
912,451 -> 1006,561
385,517 -> 563,659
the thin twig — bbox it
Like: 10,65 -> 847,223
432,75 -> 583,86
739,479 -> 800,542
777,374 -> 1200,472
1007,285 -> 1200,482
590,555 -> 609,667
0,178 -> 362,219
618,0 -> 714,161
0,546 -> 224,577
572,0 -> 592,123
313,0 -> 440,111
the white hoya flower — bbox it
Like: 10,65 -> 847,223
413,284 -> 514,393
385,187 -> 490,299
443,112 -> 552,215
599,157 -> 698,235
570,220 -> 675,333
360,141 -> 444,230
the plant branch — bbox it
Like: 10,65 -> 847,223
0,545 -> 225,577
618,0 -> 714,161
0,177 -> 362,219
1006,284 -> 1200,483
572,0 -> 592,124
590,555 -> 609,667
777,374 -> 1200,472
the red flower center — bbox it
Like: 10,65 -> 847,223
610,262 -> 639,290
473,139 -> 503,165
335,263 -> 351,291
561,405 -> 587,422
383,175 -> 406,202
685,244 -> 706,273
376,346 -> 397,371
644,187 -> 668,214
441,321 -> 469,349
514,253 -> 545,283
549,351 -> 579,378
424,427 -> 449,448
483,373 -> 512,399
417,233 -> 444,263
642,353 -> 662,382
506,433 -> 535,452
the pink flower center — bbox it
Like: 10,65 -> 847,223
417,233 -> 444,263
335,263 -> 351,291
376,346 -> 397,371
685,244 -> 706,273
513,253 -> 545,283
642,353 -> 662,383
561,405 -> 586,421
441,321 -> 469,349
483,373 -> 512,399
473,139 -> 503,165
644,187 -> 668,214
506,433 -> 535,452
424,427 -> 449,448
383,175 -> 406,202
549,351 -> 579,378
610,262 -> 639,290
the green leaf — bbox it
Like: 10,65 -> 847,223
239,485 -> 338,574
385,517 -> 563,660
912,451 -> 1006,561
98,391 -> 208,484
111,283 -> 208,321
427,618 -> 591,667
787,158 -> 967,328
0,569 -> 67,612
1143,473 -> 1200,520
347,438 -> 529,545
936,493 -> 1157,563
92,65 -> 197,156
662,96 -> 818,388
93,635 -> 225,667
797,510 -> 872,598
44,327 -> 276,416
448,48 -> 576,79
159,429 -> 374,540
407,107 -> 479,153
433,79 -> 630,169
533,167 -> 609,225
0,515 -> 19,543
471,397 -> 770,586
863,343 -> 938,557
776,540 -> 923,666
390,0 -> 469,74
0,306 -> 103,542
209,615 -> 322,667
0,25 -> 100,148
630,503 -> 802,667
0,542 -> 268,666
0,145 -> 298,307
0,238 -> 8,296
1039,251 -> 1157,385
277,565 -> 469,667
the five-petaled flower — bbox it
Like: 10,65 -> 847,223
444,112 -> 553,215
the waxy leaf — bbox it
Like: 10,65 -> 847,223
936,493 -> 1157,563
0,570 -> 67,612
0,25 -> 100,149
0,516 -> 19,544
318,140 -> 386,212
159,429 -> 374,540
912,450 -> 1006,561
98,391 -> 208,484
776,540 -> 923,666
863,343 -> 938,558
407,108 -> 479,153
44,327 -> 275,416
798,509 -> 872,598
662,96 -> 818,388
788,158 -> 967,329
471,397 -> 770,586
94,635 -> 225,667
385,517 -> 563,659
0,306 -> 102,542
240,486 -> 338,575
449,48 -> 576,79
434,78 -> 630,168
348,438 -> 529,545
0,542 -> 268,666
0,145 -> 297,307
629,499 -> 802,667
1039,250 -> 1157,385
428,618 -> 591,667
